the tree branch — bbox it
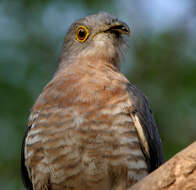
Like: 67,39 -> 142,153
129,142 -> 196,190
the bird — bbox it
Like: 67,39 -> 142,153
21,12 -> 164,190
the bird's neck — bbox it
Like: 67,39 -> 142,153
34,54 -> 128,113
57,54 -> 121,76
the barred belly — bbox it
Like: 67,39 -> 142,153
25,98 -> 148,190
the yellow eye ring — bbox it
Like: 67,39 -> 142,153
75,26 -> 89,43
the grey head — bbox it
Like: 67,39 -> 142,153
59,12 -> 130,68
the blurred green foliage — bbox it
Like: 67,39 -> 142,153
0,0 -> 195,189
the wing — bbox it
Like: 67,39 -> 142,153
21,126 -> 33,190
127,83 -> 164,172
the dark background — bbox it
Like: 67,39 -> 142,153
0,0 -> 196,189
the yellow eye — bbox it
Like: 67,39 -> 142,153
76,26 -> 89,42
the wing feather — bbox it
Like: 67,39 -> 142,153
127,83 -> 164,172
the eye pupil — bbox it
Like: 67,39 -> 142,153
78,29 -> 86,39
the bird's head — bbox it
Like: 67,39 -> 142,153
59,12 -> 130,69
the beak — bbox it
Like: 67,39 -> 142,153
105,21 -> 130,36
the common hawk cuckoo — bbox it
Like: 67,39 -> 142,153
21,12 -> 164,190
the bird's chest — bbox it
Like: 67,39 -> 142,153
42,104 -> 147,190
45,99 -> 148,187
25,78 -> 148,189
